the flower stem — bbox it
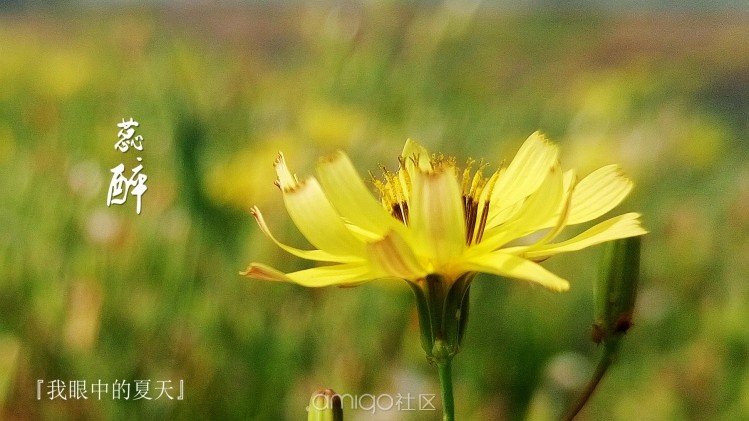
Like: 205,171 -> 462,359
437,358 -> 455,421
562,344 -> 617,421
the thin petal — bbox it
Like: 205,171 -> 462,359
567,165 -> 633,225
367,231 -> 428,279
316,151 -> 407,238
488,132 -> 559,227
288,263 -> 377,287
251,206 -> 361,263
532,169 -> 576,246
458,252 -> 570,292
475,163 -> 566,254
409,165 -> 466,266
518,213 -> 648,259
241,262 -> 376,287
276,154 -> 363,257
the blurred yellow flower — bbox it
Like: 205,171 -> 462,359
243,132 -> 646,292
300,102 -> 366,149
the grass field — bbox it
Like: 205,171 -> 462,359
1,4 -> 748,420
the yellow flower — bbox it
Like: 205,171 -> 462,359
242,132 -> 646,292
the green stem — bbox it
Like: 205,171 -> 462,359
437,358 -> 455,421
562,345 -> 617,421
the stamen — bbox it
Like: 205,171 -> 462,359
391,201 -> 410,224
469,165 -> 485,197
464,195 -> 478,245
475,171 -> 499,244
461,159 -> 475,196
376,150 -> 497,237
475,201 -> 490,244
373,163 -> 414,225
398,156 -> 412,195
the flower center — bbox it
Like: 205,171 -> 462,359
373,155 -> 499,246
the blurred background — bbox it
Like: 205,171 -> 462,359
1,1 -> 748,420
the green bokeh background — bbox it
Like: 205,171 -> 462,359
1,3 -> 748,420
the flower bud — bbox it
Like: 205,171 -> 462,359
593,237 -> 641,347
307,389 -> 343,421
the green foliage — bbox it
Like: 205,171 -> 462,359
1,5 -> 748,420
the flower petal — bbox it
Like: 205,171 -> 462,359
488,132 -> 559,227
241,262 -> 376,287
401,138 -> 432,174
531,169 -> 576,246
367,230 -> 428,279
286,263 -> 378,287
567,165 -> 633,225
251,206 -> 361,263
316,151 -> 407,238
519,213 -> 648,260
240,262 -> 292,282
275,154 -> 363,257
274,152 -> 299,190
475,163 -> 566,254
458,252 -> 570,292
409,165 -> 466,267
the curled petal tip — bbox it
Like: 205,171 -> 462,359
555,280 -> 571,293
239,265 -> 253,277
240,263 -> 290,282
250,206 -> 265,226
273,151 -> 303,192
239,263 -> 265,277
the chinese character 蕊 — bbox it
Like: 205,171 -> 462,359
115,118 -> 143,152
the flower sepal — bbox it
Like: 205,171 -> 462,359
408,272 -> 476,364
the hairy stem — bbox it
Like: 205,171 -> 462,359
437,359 -> 455,421
563,345 -> 617,421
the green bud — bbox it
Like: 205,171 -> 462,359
593,237 -> 641,346
307,389 -> 343,421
